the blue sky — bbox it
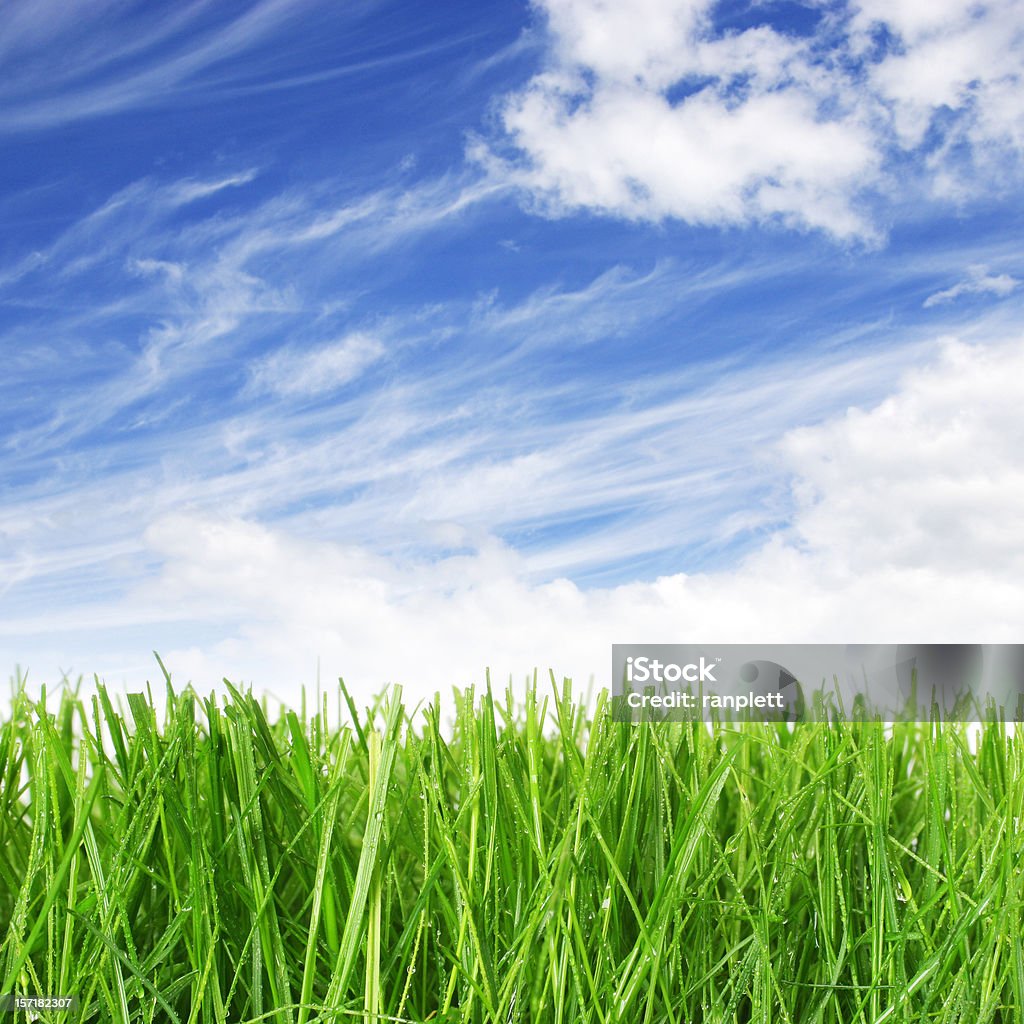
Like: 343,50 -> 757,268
2,0 -> 1023,704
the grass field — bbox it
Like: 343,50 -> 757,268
1,673 -> 1022,1023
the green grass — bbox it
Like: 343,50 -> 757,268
1,672 -> 1022,1023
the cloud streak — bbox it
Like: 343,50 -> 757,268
0,0 -> 330,130
248,333 -> 386,397
924,265 -> 1019,307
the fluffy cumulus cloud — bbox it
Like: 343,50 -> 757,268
486,0 -> 1024,237
128,336 -> 1024,709
856,0 -> 1024,176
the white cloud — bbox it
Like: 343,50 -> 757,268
853,0 -> 971,40
779,336 -> 1024,575
538,0 -> 710,87
248,332 -> 385,397
0,0 -> 322,130
129,257 -> 186,285
483,0 -> 1024,238
11,335 -> 1016,710
488,0 -> 878,238
169,171 -> 259,205
0,170 -> 495,461
856,0 -> 1024,166
924,264 -> 1019,307
496,80 -> 878,237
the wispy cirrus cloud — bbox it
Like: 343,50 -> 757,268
924,265 -> 1020,307
0,0 -> 330,131
0,169 -> 500,461
248,332 -> 386,396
